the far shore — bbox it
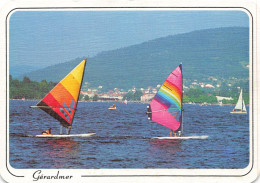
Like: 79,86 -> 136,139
9,99 -> 241,106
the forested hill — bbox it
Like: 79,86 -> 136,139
21,27 -> 249,90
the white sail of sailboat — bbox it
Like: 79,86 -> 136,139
230,89 -> 247,114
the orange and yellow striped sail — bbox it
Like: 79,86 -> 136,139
36,59 -> 86,127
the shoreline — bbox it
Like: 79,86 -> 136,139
9,99 -> 239,106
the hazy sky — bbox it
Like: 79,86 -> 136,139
9,10 -> 249,68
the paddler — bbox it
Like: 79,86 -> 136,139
41,128 -> 52,135
108,104 -> 116,109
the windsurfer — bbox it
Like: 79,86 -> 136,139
147,63 -> 183,139
42,128 -> 52,135
60,125 -> 63,135
170,130 -> 177,137
67,126 -> 72,135
60,125 -> 71,135
170,130 -> 181,137
169,112 -> 180,137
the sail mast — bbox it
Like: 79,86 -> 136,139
180,62 -> 183,134
241,89 -> 244,111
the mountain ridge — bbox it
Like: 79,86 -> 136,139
18,27 -> 249,91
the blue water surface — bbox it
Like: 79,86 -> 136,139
9,100 -> 249,169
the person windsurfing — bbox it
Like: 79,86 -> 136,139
60,125 -> 71,135
170,130 -> 182,137
169,111 -> 181,137
170,130 -> 175,137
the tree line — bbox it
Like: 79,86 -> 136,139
10,75 -> 249,104
9,75 -> 57,99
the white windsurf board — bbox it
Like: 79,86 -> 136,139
35,133 -> 96,138
152,135 -> 209,140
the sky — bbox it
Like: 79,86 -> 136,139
9,10 -> 249,69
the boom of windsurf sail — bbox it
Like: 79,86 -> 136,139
33,59 -> 87,128
30,106 -> 77,110
147,63 -> 183,132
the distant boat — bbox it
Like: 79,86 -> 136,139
146,63 -> 208,140
108,104 -> 116,110
31,59 -> 95,138
21,96 -> 25,101
219,100 -> 223,106
230,89 -> 247,114
123,98 -> 128,105
200,102 -> 207,106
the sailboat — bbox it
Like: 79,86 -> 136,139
31,58 -> 95,138
230,89 -> 247,114
123,98 -> 128,105
146,63 -> 208,140
219,100 -> 223,106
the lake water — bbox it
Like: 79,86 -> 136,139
9,100 -> 249,169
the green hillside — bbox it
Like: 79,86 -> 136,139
22,27 -> 249,91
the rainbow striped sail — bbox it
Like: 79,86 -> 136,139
147,64 -> 183,131
35,59 -> 86,129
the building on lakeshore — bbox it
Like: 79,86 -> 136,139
80,91 -> 95,98
216,96 -> 233,102
141,94 -> 155,102
98,92 -> 123,101
205,84 -> 215,88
